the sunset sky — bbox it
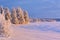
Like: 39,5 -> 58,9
0,0 -> 60,18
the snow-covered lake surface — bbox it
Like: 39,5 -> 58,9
20,22 -> 60,33
0,22 -> 60,40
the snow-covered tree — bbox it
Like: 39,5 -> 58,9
0,6 -> 4,15
0,14 -> 10,37
23,10 -> 29,24
16,7 -> 25,24
4,7 -> 11,20
11,8 -> 19,24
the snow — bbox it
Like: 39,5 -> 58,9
1,22 -> 59,40
0,14 -> 60,40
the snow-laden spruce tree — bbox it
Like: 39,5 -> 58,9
4,7 -> 11,20
11,8 -> 19,24
0,13 -> 11,37
16,7 -> 25,24
23,10 -> 29,24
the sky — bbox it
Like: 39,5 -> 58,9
0,0 -> 60,18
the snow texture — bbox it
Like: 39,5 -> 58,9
0,22 -> 60,40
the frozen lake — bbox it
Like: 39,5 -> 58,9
20,22 -> 60,33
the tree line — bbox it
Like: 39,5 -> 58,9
0,6 -> 29,24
